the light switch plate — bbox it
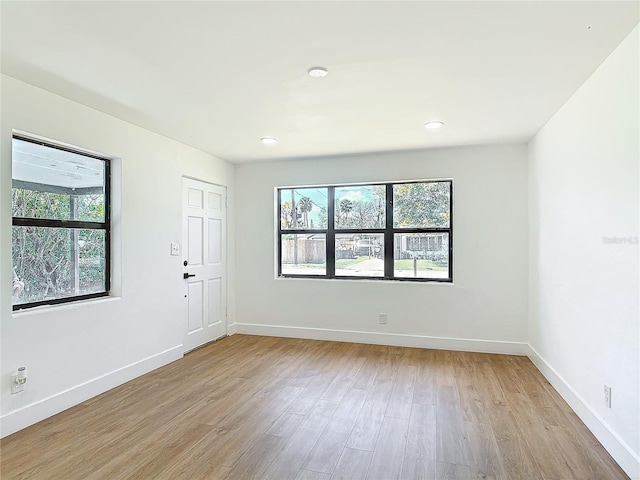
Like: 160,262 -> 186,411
171,243 -> 180,256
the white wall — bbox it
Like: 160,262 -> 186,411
235,145 -> 528,353
528,25 -> 639,478
0,75 -> 235,436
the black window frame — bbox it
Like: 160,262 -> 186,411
277,179 -> 453,282
11,134 -> 111,311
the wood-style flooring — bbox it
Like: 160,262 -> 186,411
0,335 -> 629,480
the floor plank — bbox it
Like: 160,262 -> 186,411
346,378 -> 394,451
436,385 -> 470,467
296,470 -> 332,480
401,403 -> 437,480
331,447 -> 373,480
385,364 -> 416,419
262,398 -> 339,480
304,388 -> 368,474
221,433 -> 287,479
367,416 -> 409,479
436,461 -> 473,480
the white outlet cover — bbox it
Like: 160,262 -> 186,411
11,374 -> 24,394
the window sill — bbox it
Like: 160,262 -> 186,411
12,295 -> 121,318
275,276 -> 454,285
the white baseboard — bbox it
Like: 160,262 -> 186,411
527,345 -> 640,480
235,322 -> 527,355
0,345 -> 183,438
227,322 -> 238,335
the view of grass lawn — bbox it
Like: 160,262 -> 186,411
283,263 -> 326,269
335,256 -> 369,268
394,259 -> 447,271
284,256 -> 370,270
285,257 -> 446,272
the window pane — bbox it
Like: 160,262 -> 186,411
11,189 -> 106,222
393,182 -> 450,228
12,227 -> 107,306
394,233 -> 449,279
281,234 -> 326,275
12,138 -> 105,222
335,234 -> 384,277
335,185 -> 385,229
280,188 -> 327,230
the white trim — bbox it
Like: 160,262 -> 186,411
527,345 -> 640,480
227,322 -> 238,335
0,345 -> 183,438
12,296 -> 121,318
182,174 -> 227,190
235,323 -> 527,355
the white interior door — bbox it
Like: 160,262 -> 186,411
182,177 -> 227,352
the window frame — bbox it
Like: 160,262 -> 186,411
11,134 -> 112,311
277,179 -> 453,282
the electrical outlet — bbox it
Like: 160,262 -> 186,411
378,313 -> 387,324
604,384 -> 611,408
11,374 -> 24,394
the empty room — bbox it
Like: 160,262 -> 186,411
1,1 -> 638,479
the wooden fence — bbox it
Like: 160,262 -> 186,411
282,238 -> 326,264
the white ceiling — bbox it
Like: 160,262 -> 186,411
1,1 -> 638,163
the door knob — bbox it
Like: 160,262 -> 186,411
183,273 -> 195,279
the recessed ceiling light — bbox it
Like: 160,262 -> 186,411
260,136 -> 278,145
424,121 -> 444,129
308,66 -> 328,78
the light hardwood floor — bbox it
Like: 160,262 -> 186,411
0,335 -> 629,480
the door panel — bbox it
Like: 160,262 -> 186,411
182,178 -> 227,352
188,281 -> 204,332
208,191 -> 222,210
188,187 -> 203,208
188,216 -> 203,266
208,218 -> 222,264
207,278 -> 222,326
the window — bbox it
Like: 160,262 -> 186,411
11,135 -> 111,310
406,235 -> 443,252
277,180 -> 452,282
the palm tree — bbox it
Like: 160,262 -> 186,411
339,198 -> 353,226
298,196 -> 313,228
